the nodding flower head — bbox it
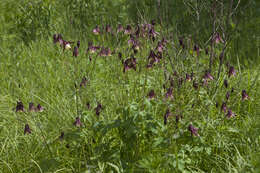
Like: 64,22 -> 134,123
93,25 -> 100,35
165,87 -> 173,99
95,103 -> 102,116
226,109 -> 235,118
29,102 -> 36,112
99,47 -> 111,57
24,124 -> 31,135
37,104 -> 44,112
59,131 -> 64,140
228,66 -> 236,77
188,124 -> 199,137
193,45 -> 200,56
123,56 -> 137,73
214,32 -> 223,44
73,46 -> 79,57
16,101 -> 25,112
224,79 -> 228,88
203,71 -> 214,82
105,24 -> 112,33
186,73 -> 192,82
226,91 -> 230,100
242,90 -> 249,101
164,109 -> 171,125
124,25 -> 132,35
80,77 -> 88,87
221,102 -> 227,113
117,24 -> 124,33
53,34 -> 58,44
147,90 -> 155,99
73,117 -> 82,127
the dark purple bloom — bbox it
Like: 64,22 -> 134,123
123,56 -> 137,73
226,91 -> 230,100
214,32 -> 223,44
231,87 -> 234,93
86,102 -> 91,110
193,45 -> 199,56
193,81 -> 199,89
203,71 -> 214,81
99,47 -> 111,56
80,77 -> 87,87
188,124 -> 199,137
37,104 -> 44,112
73,46 -> 79,57
164,109 -> 171,125
105,24 -> 112,33
117,24 -> 124,33
93,25 -> 100,35
228,66 -> 236,77
226,109 -> 235,118
242,90 -> 249,101
147,90 -> 155,99
53,34 -> 58,44
224,79 -> 228,88
59,132 -> 64,140
73,117 -> 82,127
16,101 -> 25,112
95,103 -> 102,116
221,102 -> 227,113
179,37 -> 185,49
216,102 -> 219,108
186,73 -> 191,82
29,102 -> 36,112
124,25 -> 132,35
24,124 -> 31,135
165,87 -> 173,99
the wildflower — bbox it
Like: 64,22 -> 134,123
188,124 -> 199,136
179,37 -> 185,49
203,71 -> 214,83
80,77 -> 88,87
193,45 -> 199,56
123,56 -> 137,72
59,132 -> 64,140
95,103 -> 102,116
37,104 -> 44,112
164,109 -> 171,125
165,87 -> 173,99
242,90 -> 249,101
228,66 -> 236,77
117,24 -> 124,33
186,73 -> 191,82
193,81 -> 199,89
99,47 -> 111,56
151,19 -> 156,26
147,90 -> 155,99
53,34 -> 58,44
73,46 -> 79,57
231,87 -> 234,93
226,109 -> 235,118
226,91 -> 230,100
124,25 -> 132,35
86,102 -> 91,110
24,124 -> 31,134
73,117 -> 82,127
214,32 -> 223,44
224,79 -> 228,88
105,24 -> 112,33
16,101 -> 25,112
93,25 -> 100,35
221,102 -> 227,113
29,102 -> 36,112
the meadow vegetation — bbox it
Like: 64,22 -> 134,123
0,0 -> 259,172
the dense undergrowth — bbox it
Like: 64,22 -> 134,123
0,0 -> 259,172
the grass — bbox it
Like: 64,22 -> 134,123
0,2 -> 260,172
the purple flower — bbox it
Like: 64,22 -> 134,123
226,109 -> 235,118
124,25 -> 132,35
73,46 -> 79,57
147,90 -> 155,99
226,91 -> 230,100
165,87 -> 173,99
193,45 -> 200,56
117,24 -> 124,33
24,124 -> 31,135
242,90 -> 249,101
37,104 -> 44,112
29,102 -> 36,112
164,109 -> 171,125
186,73 -> 191,82
228,66 -> 236,77
123,56 -> 137,73
95,103 -> 102,116
214,32 -> 223,44
193,81 -> 199,89
16,101 -> 25,112
59,132 -> 64,140
80,77 -> 88,87
221,102 -> 227,113
179,37 -> 185,49
73,117 -> 82,127
53,34 -> 58,44
203,71 -> 214,81
105,24 -> 112,33
93,25 -> 100,35
224,79 -> 228,88
188,124 -> 199,136
99,47 -> 112,57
